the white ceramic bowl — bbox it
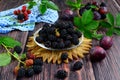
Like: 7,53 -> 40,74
33,27 -> 84,50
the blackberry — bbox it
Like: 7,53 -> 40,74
61,52 -> 68,60
33,65 -> 42,74
67,28 -> 75,34
48,35 -> 56,41
79,7 -> 87,16
72,38 -> 79,45
38,30 -> 44,35
44,41 -> 51,47
25,68 -> 34,77
65,34 -> 72,40
17,67 -> 26,78
14,46 -> 22,54
34,58 -> 43,66
57,41 -> 65,49
60,29 -> 67,35
55,70 -> 68,79
85,3 -> 92,10
64,40 -> 71,47
75,31 -> 82,38
51,42 -> 58,48
72,34 -> 78,39
100,2 -> 106,7
47,27 -> 55,34
101,14 -> 106,19
56,38 -> 63,42
67,21 -> 74,29
36,36 -> 43,43
17,14 -> 24,20
72,61 -> 83,71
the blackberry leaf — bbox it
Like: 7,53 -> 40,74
0,53 -> 11,66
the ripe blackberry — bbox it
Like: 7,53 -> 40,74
72,61 -> 83,71
55,70 -> 68,79
47,27 -> 55,34
36,36 -> 43,43
17,67 -> 26,78
75,31 -> 82,38
38,30 -> 44,35
34,58 -> 43,66
57,41 -> 65,49
14,46 -> 22,54
67,21 -> 74,29
33,65 -> 42,74
67,28 -> 75,34
51,42 -> 58,48
44,41 -> 51,47
72,38 -> 79,45
65,34 -> 72,40
25,68 -> 34,77
60,29 -> 67,35
48,35 -> 56,41
101,14 -> 106,19
64,40 -> 71,47
72,34 -> 78,39
17,14 -> 24,20
100,2 -> 106,7
61,52 -> 68,60
79,7 -> 87,16
85,3 -> 92,10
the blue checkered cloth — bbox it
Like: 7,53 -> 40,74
0,3 -> 58,33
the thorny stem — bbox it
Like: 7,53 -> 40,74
2,43 -> 25,65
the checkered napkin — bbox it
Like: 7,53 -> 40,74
0,2 -> 58,33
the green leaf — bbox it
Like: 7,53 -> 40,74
85,20 -> 99,30
100,21 -> 112,28
13,52 -> 19,59
81,10 -> 93,25
39,4 -> 47,14
106,28 -> 114,36
28,1 -> 37,9
114,27 -> 120,35
0,53 -> 11,66
90,5 -> 97,9
83,30 -> 93,39
20,53 -> 26,60
92,32 -> 103,40
74,17 -> 82,27
1,36 -> 21,48
66,0 -> 81,9
46,1 -> 59,10
77,0 -> 82,3
106,13 -> 114,26
116,13 -> 120,26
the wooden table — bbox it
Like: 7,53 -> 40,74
0,0 -> 120,80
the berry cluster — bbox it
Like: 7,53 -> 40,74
14,52 -> 43,78
55,61 -> 83,79
79,2 -> 108,20
14,6 -> 31,23
36,21 -> 82,49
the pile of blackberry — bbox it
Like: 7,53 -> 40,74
79,2 -> 108,20
17,58 -> 43,78
36,21 -> 82,49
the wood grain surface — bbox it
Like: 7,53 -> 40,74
0,0 -> 120,80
